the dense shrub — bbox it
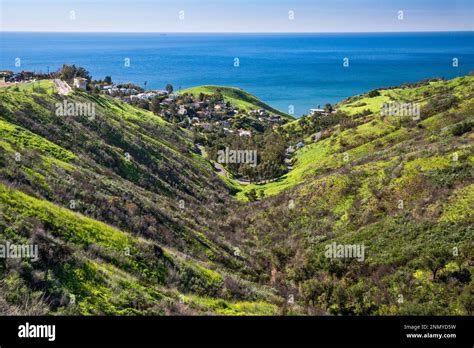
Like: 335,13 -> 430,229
451,121 -> 473,136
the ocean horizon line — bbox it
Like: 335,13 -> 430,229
2,31 -> 472,116
1,30 -> 473,35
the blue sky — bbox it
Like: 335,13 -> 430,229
1,0 -> 473,32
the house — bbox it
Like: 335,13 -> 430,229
178,106 -> 187,115
249,109 -> 268,117
310,108 -> 326,115
238,129 -> 252,137
73,77 -> 87,90
0,71 -> 13,83
162,94 -> 179,104
134,92 -> 158,100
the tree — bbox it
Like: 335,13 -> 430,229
75,67 -> 91,80
367,89 -> 380,97
33,229 -> 73,281
301,278 -> 324,306
245,189 -> 258,202
165,84 -> 174,94
424,247 -> 453,280
150,97 -> 161,114
58,64 -> 77,82
324,103 -> 334,113
58,64 -> 91,83
104,76 -> 112,84
137,99 -> 150,110
210,89 -> 224,104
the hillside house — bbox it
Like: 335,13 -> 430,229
238,129 -> 252,137
310,108 -> 326,115
73,77 -> 87,90
296,141 -> 305,149
286,146 -> 295,157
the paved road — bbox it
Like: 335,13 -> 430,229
197,145 -> 228,177
53,79 -> 71,95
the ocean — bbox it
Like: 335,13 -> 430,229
1,32 -> 473,116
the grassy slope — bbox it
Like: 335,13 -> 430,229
227,76 -> 473,315
0,181 -> 278,315
179,85 -> 291,119
0,76 -> 472,315
233,76 -> 474,200
0,82 -> 277,315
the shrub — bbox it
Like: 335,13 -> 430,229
421,94 -> 458,119
367,90 -> 380,97
245,189 -> 258,202
451,122 -> 473,136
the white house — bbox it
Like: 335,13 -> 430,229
310,108 -> 326,115
238,129 -> 252,137
73,77 -> 87,90
296,141 -> 305,149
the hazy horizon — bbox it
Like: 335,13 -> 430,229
2,30 -> 474,34
1,0 -> 473,33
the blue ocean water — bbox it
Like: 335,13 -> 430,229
1,32 -> 473,116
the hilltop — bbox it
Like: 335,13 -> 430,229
179,85 -> 291,119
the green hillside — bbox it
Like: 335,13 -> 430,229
179,85 -> 291,118
222,76 -> 473,315
233,76 -> 474,200
0,76 -> 472,316
0,83 -> 277,315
